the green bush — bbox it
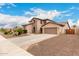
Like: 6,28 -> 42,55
4,31 -> 8,35
2,28 -> 27,36
23,30 -> 27,33
15,28 -> 23,35
2,29 -> 13,35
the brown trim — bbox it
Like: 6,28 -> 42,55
41,22 -> 65,28
29,17 -> 54,22
30,17 -> 65,26
43,20 -> 46,24
22,17 -> 65,28
29,18 -> 41,22
22,23 -> 33,26
40,20 -> 42,24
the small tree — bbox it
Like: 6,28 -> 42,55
23,30 -> 27,34
15,28 -> 23,35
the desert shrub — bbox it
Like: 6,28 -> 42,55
23,30 -> 27,33
0,28 -> 7,33
15,28 -> 23,35
3,29 -> 13,35
4,31 -> 9,35
8,31 -> 13,35
4,31 -> 8,35
14,32 -> 19,36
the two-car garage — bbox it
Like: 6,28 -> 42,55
42,22 -> 64,34
43,27 -> 57,34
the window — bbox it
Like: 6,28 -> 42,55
33,20 -> 35,23
44,20 -> 46,24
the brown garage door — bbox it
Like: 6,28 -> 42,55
44,27 -> 57,34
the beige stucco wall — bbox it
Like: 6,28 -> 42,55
30,19 -> 41,33
25,25 -> 32,34
36,20 -> 42,33
42,23 -> 60,28
75,28 -> 79,34
32,20 -> 49,33
62,23 -> 69,33
29,19 -> 52,34
57,27 -> 64,34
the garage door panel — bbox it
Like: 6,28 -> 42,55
44,27 -> 57,34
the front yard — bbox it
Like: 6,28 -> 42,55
0,28 -> 27,38
8,34 -> 57,50
27,34 -> 79,56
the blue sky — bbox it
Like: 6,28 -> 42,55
0,3 -> 79,28
0,3 -> 79,21
0,3 -> 78,16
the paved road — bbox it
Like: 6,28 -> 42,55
8,34 -> 57,50
27,34 -> 79,56
0,35 -> 32,56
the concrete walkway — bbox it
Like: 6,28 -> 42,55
0,35 -> 32,56
8,34 -> 57,50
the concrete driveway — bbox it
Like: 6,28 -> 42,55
8,34 -> 57,50
27,34 -> 79,56
0,35 -> 32,56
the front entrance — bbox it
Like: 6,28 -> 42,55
40,28 -> 42,33
32,27 -> 35,33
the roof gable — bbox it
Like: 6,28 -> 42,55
41,22 -> 65,28
29,17 -> 53,22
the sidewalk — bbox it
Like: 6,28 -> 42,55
0,35 -> 32,56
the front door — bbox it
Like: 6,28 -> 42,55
40,28 -> 42,33
32,27 -> 35,33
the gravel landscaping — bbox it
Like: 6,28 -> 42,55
27,34 -> 79,56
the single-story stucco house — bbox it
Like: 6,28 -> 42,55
22,17 -> 70,34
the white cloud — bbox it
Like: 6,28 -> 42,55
70,6 -> 75,10
76,20 -> 79,27
0,8 -> 61,28
25,8 -> 61,19
64,13 -> 73,16
0,3 -> 5,6
25,11 -> 34,16
0,3 -> 16,9
6,6 -> 11,8
67,19 -> 79,28
62,7 -> 75,14
9,3 -> 16,7
0,13 -> 32,28
65,14 -> 71,16
3,24 -> 15,29
62,10 -> 70,13
68,19 -> 75,27
0,3 -> 5,8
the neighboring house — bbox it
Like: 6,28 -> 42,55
22,18 -> 69,34
72,25 -> 79,34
